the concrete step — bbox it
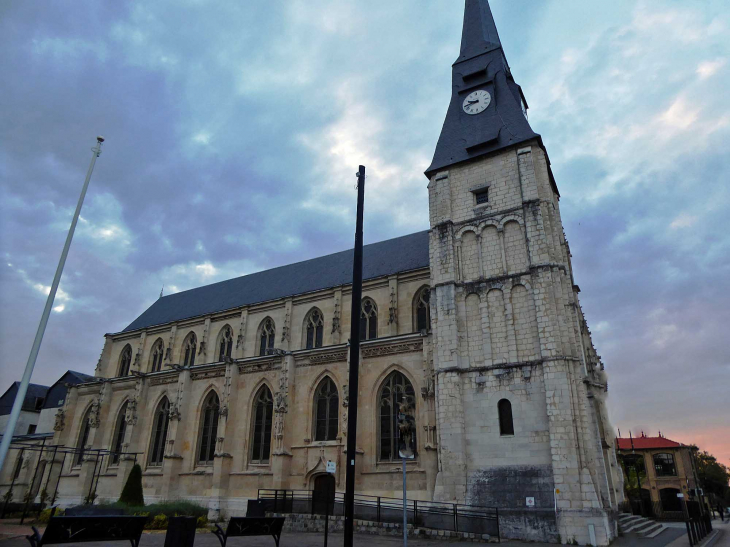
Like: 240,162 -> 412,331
630,521 -> 658,534
638,523 -> 666,539
619,516 -> 648,532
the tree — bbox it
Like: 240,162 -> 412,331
119,464 -> 144,506
619,454 -> 646,500
694,449 -> 730,502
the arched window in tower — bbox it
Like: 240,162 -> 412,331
414,287 -> 431,332
218,326 -> 233,361
314,377 -> 339,441
360,298 -> 378,341
148,397 -> 170,467
118,345 -> 132,377
110,402 -> 128,465
182,333 -> 197,367
149,339 -> 165,372
74,407 -> 93,466
498,399 -> 514,436
197,391 -> 220,464
258,318 -> 275,356
250,385 -> 273,464
305,309 -> 324,349
378,371 -> 416,461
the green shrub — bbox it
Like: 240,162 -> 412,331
145,514 -> 169,530
119,464 -> 144,506
38,508 -> 64,523
196,515 -> 209,528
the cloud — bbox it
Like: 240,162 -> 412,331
697,58 -> 726,79
0,0 -> 728,465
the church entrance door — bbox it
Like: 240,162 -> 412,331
313,474 -> 335,515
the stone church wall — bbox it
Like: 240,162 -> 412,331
51,271 -> 439,511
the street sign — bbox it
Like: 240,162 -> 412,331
326,460 -> 336,474
526,497 -> 535,507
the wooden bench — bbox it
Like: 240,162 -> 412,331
26,515 -> 148,547
213,517 -> 285,547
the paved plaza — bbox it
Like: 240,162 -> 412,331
1,519 -> 727,547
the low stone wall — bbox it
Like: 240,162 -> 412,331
268,512 -> 499,543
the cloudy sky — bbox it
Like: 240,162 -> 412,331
1,0 -> 728,465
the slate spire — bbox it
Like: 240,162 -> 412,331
459,0 -> 502,61
425,0 -> 540,179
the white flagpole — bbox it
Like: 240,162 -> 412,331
0,136 -> 104,472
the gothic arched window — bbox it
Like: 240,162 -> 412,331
250,386 -> 273,464
74,408 -> 92,466
110,402 -> 128,465
118,345 -> 132,377
378,371 -> 416,461
360,298 -> 378,341
498,399 -> 514,436
258,318 -> 275,356
218,325 -> 233,361
314,377 -> 339,441
414,287 -> 431,332
148,397 -> 170,467
150,339 -> 165,372
305,309 -> 324,349
182,333 -> 197,367
197,391 -> 220,464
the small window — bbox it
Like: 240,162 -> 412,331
259,319 -> 276,356
414,287 -> 431,333
498,399 -> 514,436
27,424 -> 37,435
118,345 -> 133,376
150,339 -> 165,372
182,333 -> 197,367
218,326 -> 233,361
305,309 -> 324,349
360,299 -> 378,341
34,397 -> 44,411
475,188 -> 489,205
653,453 -> 677,477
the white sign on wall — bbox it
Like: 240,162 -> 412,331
326,460 -> 336,474
526,497 -> 535,508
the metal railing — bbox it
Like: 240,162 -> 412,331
257,489 -> 499,540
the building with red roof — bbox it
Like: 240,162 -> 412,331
616,432 -> 700,517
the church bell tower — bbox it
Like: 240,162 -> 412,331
426,1 -> 621,544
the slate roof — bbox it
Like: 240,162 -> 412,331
0,382 -> 49,415
42,370 -> 96,410
616,436 -> 685,450
122,230 -> 430,333
425,0 -> 543,179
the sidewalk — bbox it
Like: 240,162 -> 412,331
2,519 -> 726,547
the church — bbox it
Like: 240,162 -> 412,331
33,1 -> 623,543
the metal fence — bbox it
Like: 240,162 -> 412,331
257,489 -> 499,539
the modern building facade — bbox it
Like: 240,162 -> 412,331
0,1 -> 622,543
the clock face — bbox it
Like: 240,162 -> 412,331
462,90 -> 491,115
